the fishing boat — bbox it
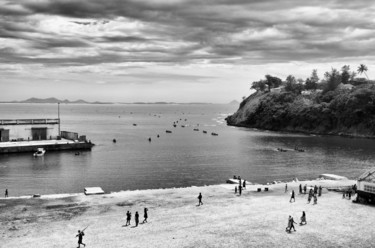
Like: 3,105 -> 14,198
211,132 -> 218,136
193,128 -> 199,131
166,130 -> 172,133
203,130 -> 207,134
33,148 -> 46,157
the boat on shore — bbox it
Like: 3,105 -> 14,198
33,148 -> 46,157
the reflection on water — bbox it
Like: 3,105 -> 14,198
0,103 -> 374,196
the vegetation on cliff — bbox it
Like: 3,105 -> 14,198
227,65 -> 375,137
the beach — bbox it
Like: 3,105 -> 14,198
1,179 -> 373,248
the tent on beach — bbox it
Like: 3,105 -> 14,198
356,168 -> 375,204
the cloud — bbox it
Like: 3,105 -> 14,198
0,0 -> 375,70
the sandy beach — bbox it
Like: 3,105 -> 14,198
1,179 -> 374,248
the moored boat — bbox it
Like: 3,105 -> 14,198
33,148 -> 46,157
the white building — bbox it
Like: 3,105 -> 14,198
0,119 -> 60,142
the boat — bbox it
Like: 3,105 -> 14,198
193,128 -> 199,131
203,130 -> 207,134
211,132 -> 218,136
277,148 -> 287,152
166,130 -> 172,133
33,148 -> 46,157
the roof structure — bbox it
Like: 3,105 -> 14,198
358,168 -> 375,182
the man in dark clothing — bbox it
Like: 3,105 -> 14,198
142,208 -> 148,223
303,184 -> 307,194
299,184 -> 302,194
318,186 -> 322,196
239,185 -> 242,195
5,189 -> 8,198
198,193 -> 203,206
290,190 -> 295,202
126,211 -> 131,226
135,211 -> 139,227
76,230 -> 86,248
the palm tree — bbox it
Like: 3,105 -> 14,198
357,64 -> 369,80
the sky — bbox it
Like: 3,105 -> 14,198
1,0 -> 375,103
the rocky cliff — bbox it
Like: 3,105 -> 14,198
226,85 -> 375,138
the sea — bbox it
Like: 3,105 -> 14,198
0,103 -> 374,196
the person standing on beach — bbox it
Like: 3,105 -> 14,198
300,211 -> 307,225
126,211 -> 131,226
299,184 -> 302,194
313,195 -> 317,204
235,186 -> 237,194
243,180 -> 246,189
76,230 -> 86,248
5,189 -> 8,198
290,190 -> 295,202
239,185 -> 242,195
285,184 -> 288,193
318,186 -> 322,196
303,184 -> 307,194
142,208 -> 148,223
198,193 -> 203,206
135,211 -> 139,227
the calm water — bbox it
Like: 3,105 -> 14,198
0,103 -> 374,196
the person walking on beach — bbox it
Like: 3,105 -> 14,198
198,193 -> 203,206
300,211 -> 307,225
307,193 -> 312,204
285,184 -> 288,193
235,186 -> 237,194
5,189 -> 8,198
135,211 -> 139,227
299,184 -> 302,194
243,180 -> 246,189
142,208 -> 148,223
239,185 -> 242,195
290,190 -> 295,203
126,211 -> 131,226
318,186 -> 322,196
348,191 -> 352,200
303,184 -> 307,194
286,216 -> 296,232
76,230 -> 86,248
313,195 -> 318,205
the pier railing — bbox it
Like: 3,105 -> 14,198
0,119 -> 60,125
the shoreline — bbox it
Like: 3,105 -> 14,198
226,122 -> 375,139
1,176 -> 356,200
3,178 -> 371,248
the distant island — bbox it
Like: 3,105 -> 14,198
0,98 -> 218,105
226,64 -> 375,138
1,97 -> 112,104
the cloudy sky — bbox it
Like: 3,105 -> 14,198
1,0 -> 375,103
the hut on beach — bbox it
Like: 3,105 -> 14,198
356,168 -> 375,204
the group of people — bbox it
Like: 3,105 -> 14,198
286,211 -> 307,233
233,175 -> 246,196
125,208 -> 148,227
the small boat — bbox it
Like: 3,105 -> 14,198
294,147 -> 305,152
181,125 -> 185,128
33,148 -> 46,157
211,132 -> 218,136
166,130 -> 172,133
277,148 -> 287,152
203,130 -> 207,134
133,123 -> 137,126
193,128 -> 199,131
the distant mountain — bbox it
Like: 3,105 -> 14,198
4,98 -> 112,104
229,100 -> 240,105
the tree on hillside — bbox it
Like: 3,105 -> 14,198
341,65 -> 351,84
285,75 -> 303,94
265,75 -> 282,91
324,68 -> 341,92
311,69 -> 319,83
251,80 -> 266,92
357,64 -> 369,80
305,78 -> 318,90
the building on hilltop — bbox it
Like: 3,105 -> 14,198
356,168 -> 375,204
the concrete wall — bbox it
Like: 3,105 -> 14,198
0,123 -> 59,141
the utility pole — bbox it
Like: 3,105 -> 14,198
58,102 -> 60,137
